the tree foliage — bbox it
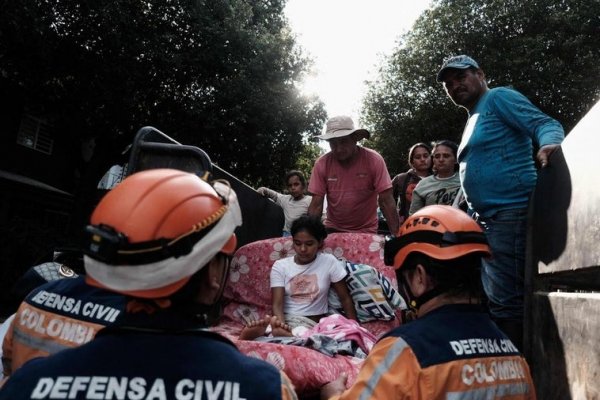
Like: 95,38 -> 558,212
362,0 -> 600,175
0,0 -> 326,188
290,137 -> 322,191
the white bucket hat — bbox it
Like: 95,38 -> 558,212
316,115 -> 370,140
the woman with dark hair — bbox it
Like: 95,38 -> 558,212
391,143 -> 432,223
408,140 -> 461,215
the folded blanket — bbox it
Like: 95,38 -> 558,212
301,314 -> 377,354
256,314 -> 374,358
255,333 -> 367,358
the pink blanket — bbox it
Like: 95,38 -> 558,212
300,314 -> 378,355
212,232 -> 403,396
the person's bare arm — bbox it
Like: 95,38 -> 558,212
271,287 -> 286,322
332,280 -> 357,322
257,187 -> 278,201
308,194 -> 324,218
378,188 -> 400,235
536,144 -> 561,168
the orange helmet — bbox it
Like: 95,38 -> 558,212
384,205 -> 490,269
83,169 -> 242,298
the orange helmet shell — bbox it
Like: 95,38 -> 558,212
84,169 -> 241,298
91,169 -> 224,242
386,205 -> 490,269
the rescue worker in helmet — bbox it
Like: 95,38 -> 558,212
320,205 -> 535,399
0,169 -> 298,400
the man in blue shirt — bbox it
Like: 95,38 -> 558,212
437,55 -> 564,350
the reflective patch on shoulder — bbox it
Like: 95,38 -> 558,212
13,326 -> 71,355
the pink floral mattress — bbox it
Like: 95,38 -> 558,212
211,232 -> 402,396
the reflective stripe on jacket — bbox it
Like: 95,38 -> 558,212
333,304 -> 535,399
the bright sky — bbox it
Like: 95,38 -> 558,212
284,0 -> 432,126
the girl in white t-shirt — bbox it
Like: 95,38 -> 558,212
270,215 -> 357,335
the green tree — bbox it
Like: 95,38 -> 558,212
0,0 -> 327,240
293,135 -> 323,189
0,0 -> 326,187
362,0 -> 600,176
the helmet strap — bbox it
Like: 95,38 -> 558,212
185,253 -> 231,326
399,272 -> 450,315
411,285 -> 450,311
196,302 -> 224,327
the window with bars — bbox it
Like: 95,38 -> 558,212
16,114 -> 54,155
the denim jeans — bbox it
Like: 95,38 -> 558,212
475,208 -> 527,320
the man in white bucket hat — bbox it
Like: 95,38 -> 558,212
308,115 -> 399,235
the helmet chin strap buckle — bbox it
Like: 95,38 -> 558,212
400,273 -> 449,313
412,285 -> 450,310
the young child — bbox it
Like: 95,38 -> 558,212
272,215 -> 357,333
257,170 -> 312,236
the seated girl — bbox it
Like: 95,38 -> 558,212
272,214 -> 357,331
240,215 -> 357,339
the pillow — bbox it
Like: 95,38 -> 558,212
329,261 -> 407,323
